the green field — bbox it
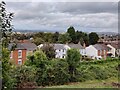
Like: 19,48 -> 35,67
46,77 -> 118,88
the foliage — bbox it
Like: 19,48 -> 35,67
32,37 -> 44,46
40,59 -> 70,86
89,32 -> 99,45
41,44 -> 55,59
12,65 -> 37,88
2,48 -> 15,89
25,50 -> 48,86
0,1 -> 14,48
58,33 -> 71,44
67,26 -> 76,43
66,48 -> 81,82
76,58 -> 119,82
52,32 -> 59,43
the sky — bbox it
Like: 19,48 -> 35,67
6,2 -> 118,33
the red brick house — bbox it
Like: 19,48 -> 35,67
9,42 -> 37,65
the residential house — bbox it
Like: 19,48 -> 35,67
107,43 -> 120,57
9,42 -> 37,65
85,44 -> 109,59
38,44 -> 70,59
68,44 -> 86,56
38,43 -> 85,59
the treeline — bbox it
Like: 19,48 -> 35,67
11,26 -> 99,46
31,26 -> 99,46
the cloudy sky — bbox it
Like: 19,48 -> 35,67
6,2 -> 118,32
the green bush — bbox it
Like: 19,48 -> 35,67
42,59 -> 70,86
13,65 -> 37,88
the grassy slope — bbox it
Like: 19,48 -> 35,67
47,77 -> 118,88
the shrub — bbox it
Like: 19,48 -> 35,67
13,65 -> 37,88
42,59 -> 70,86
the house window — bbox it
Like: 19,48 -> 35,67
18,59 -> 22,65
18,50 -> 22,58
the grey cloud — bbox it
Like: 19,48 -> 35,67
6,2 -> 118,32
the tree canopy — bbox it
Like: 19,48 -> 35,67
89,32 -> 99,45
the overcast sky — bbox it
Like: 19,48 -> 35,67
6,2 -> 118,32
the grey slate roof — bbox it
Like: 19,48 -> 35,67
41,44 -> 66,50
68,44 -> 84,49
54,44 -> 65,50
16,43 -> 37,51
93,44 -> 109,50
9,42 -> 37,51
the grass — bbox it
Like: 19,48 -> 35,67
46,77 -> 118,88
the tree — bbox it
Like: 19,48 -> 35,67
41,44 -> 55,59
2,48 -> 15,89
67,26 -> 76,43
75,31 -> 84,44
32,37 -> 44,46
25,50 -> 48,86
66,49 -> 81,82
13,66 -> 37,88
52,32 -> 59,43
0,1 -> 15,89
0,1 -> 14,48
82,33 -> 89,46
44,59 -> 69,85
89,32 -> 99,45
58,33 -> 71,44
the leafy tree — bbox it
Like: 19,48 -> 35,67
0,1 -> 14,48
75,31 -> 82,44
13,66 -> 37,88
43,33 -> 53,43
32,37 -> 44,46
58,33 -> 71,44
82,33 -> 89,46
0,1 -> 15,89
41,44 -> 55,60
89,32 -> 99,45
44,59 -> 69,85
67,26 -> 76,43
25,50 -> 48,86
52,32 -> 59,43
66,49 -> 81,82
2,48 -> 15,89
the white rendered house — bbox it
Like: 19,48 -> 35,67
85,44 -> 109,59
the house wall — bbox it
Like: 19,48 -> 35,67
11,49 -> 27,65
80,49 -> 86,55
98,50 -> 107,59
55,49 -> 67,58
85,45 -> 98,59
107,44 -> 116,57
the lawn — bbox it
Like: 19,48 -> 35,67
46,77 -> 118,88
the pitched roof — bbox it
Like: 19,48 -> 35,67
68,44 -> 84,49
41,44 -> 66,50
17,42 -> 37,51
54,44 -> 66,50
9,42 -> 37,51
93,44 -> 109,50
